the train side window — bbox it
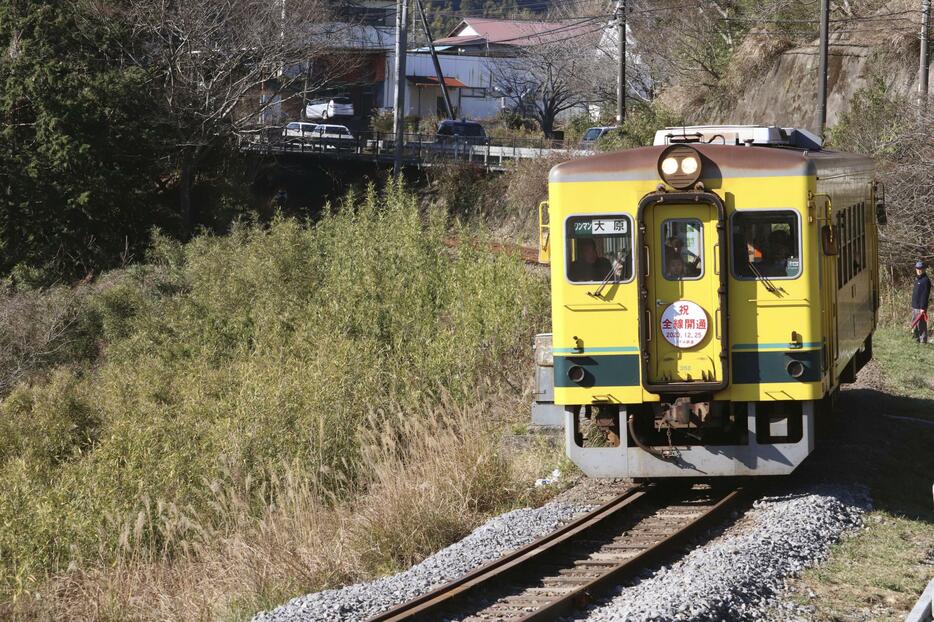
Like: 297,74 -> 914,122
731,210 -> 801,280
662,219 -> 703,280
837,211 -> 846,287
565,215 -> 634,284
858,202 -> 866,274
842,208 -> 849,284
847,207 -> 854,282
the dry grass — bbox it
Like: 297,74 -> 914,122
0,285 -> 99,396
789,513 -> 934,621
495,155 -> 570,246
12,402 -> 561,622
425,154 -> 570,246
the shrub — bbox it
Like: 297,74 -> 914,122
563,113 -> 599,144
16,401 -> 559,621
370,108 -> 394,133
598,101 -> 683,151
0,182 -> 551,606
0,285 -> 101,396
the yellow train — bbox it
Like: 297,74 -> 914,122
532,125 -> 884,478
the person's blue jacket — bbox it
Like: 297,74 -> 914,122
912,273 -> 932,309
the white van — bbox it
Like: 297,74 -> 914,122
282,122 -> 319,140
314,124 -> 354,140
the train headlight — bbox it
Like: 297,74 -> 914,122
661,157 -> 679,176
680,156 -> 699,175
567,365 -> 586,383
657,145 -> 703,190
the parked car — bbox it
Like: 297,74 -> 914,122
282,121 -> 319,141
435,119 -> 488,145
580,126 -> 617,149
308,124 -> 355,150
313,124 -> 354,140
305,97 -> 354,120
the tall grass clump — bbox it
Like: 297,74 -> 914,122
0,182 -> 551,618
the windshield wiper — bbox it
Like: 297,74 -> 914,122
747,261 -> 781,296
591,252 -> 627,298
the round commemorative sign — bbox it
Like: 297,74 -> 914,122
660,300 -> 709,348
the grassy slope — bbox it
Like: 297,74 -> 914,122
0,184 -> 563,620
787,326 -> 934,621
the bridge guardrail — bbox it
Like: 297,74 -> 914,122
237,129 -> 594,166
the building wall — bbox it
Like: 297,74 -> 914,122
383,52 -> 509,120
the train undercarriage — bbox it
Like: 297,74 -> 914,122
562,400 -> 816,478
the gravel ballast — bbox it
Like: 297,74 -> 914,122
573,484 -> 871,622
252,484 -> 869,622
251,502 -> 594,622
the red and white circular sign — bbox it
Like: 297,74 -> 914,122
660,300 -> 709,348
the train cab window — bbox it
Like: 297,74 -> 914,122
565,215 -> 633,283
731,210 -> 801,280
662,219 -> 703,280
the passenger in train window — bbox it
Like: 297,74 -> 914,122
667,256 -> 686,278
570,238 -> 612,282
732,211 -> 800,279
763,230 -> 794,277
665,236 -> 701,278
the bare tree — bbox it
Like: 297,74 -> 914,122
626,0 -> 737,91
828,78 -> 934,270
108,0 -> 361,232
490,23 -> 603,137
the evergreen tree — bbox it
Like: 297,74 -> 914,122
0,1 -> 165,283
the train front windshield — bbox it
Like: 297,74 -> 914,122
565,215 -> 633,283
731,210 -> 801,279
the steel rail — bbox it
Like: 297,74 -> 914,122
517,485 -> 746,622
366,485 -> 649,622
366,483 -> 748,622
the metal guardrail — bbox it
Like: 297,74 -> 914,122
237,128 -> 593,168
907,578 -> 934,622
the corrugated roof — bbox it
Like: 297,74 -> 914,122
433,18 -> 597,48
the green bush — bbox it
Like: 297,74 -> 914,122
0,182 -> 549,600
562,114 -> 598,144
598,101 -> 683,151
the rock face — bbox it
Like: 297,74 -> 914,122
678,1 -> 931,132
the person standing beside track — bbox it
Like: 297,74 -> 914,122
911,261 -> 931,344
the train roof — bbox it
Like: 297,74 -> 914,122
653,125 -> 823,149
549,143 -> 875,184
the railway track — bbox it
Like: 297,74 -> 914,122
366,483 -> 748,622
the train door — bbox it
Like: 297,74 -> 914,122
645,203 -> 724,386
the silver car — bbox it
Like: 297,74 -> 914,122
580,126 -> 617,149
305,97 -> 354,120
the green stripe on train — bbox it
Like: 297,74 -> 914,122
553,350 -> 821,388
554,354 -> 640,388
731,349 -> 822,384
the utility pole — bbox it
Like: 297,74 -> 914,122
393,0 -> 409,178
817,0 -> 830,135
920,0 -> 931,115
416,0 -> 454,119
616,0 -> 626,125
